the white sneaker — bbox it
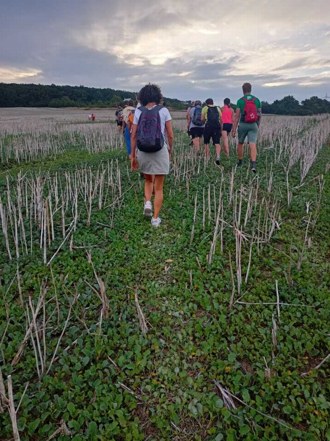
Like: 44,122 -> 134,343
151,217 -> 161,227
144,200 -> 153,217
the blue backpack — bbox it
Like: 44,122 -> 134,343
137,105 -> 164,153
192,105 -> 203,126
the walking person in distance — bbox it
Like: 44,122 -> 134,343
201,98 -> 222,164
232,83 -> 261,173
221,98 -> 234,158
187,100 -> 205,153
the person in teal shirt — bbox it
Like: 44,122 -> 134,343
232,83 -> 261,172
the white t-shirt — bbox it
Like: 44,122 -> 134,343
133,105 -> 172,135
122,106 -> 135,124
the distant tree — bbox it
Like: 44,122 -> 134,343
109,95 -> 123,106
261,101 -> 272,114
271,96 -> 302,115
301,96 -> 330,115
49,96 -> 76,107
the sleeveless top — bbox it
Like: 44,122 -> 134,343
221,105 -> 233,124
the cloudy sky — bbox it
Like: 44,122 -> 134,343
1,0 -> 329,103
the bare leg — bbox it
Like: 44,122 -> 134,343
222,131 -> 229,157
144,174 -> 154,201
153,175 -> 165,219
204,144 -> 210,158
249,143 -> 257,161
192,137 -> 200,152
237,143 -> 244,160
215,143 -> 221,158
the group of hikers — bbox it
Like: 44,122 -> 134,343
115,82 -> 261,228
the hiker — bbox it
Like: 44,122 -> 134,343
232,83 -> 261,172
187,100 -> 204,152
201,98 -> 222,164
122,100 -> 135,158
131,84 -> 174,227
115,106 -> 123,133
221,98 -> 234,158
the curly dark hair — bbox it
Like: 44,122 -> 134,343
138,83 -> 163,106
205,98 -> 214,105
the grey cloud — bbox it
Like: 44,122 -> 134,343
274,58 -> 310,71
0,0 -> 329,105
131,9 -> 189,33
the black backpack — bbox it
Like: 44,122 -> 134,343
192,106 -> 203,126
137,105 -> 164,153
206,106 -> 220,128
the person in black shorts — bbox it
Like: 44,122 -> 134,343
221,98 -> 234,157
187,100 -> 205,152
202,98 -> 222,163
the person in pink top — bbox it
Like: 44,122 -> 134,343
221,98 -> 234,158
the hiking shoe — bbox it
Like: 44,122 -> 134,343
237,159 -> 243,167
151,217 -> 161,227
251,161 -> 257,173
144,201 -> 153,217
215,159 -> 221,166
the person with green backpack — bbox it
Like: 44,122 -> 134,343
201,98 -> 222,164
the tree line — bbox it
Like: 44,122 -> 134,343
0,83 -> 330,115
261,95 -> 330,116
0,83 -> 184,109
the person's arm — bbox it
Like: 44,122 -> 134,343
165,120 -> 174,156
257,101 -> 262,126
128,112 -> 134,131
130,123 -> 138,170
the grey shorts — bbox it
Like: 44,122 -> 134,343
137,144 -> 170,175
238,122 -> 259,144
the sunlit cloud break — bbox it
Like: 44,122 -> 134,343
0,67 -> 42,82
264,81 -> 293,88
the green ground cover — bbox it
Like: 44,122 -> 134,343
0,132 -> 329,440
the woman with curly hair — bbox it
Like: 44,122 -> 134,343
131,84 -> 174,227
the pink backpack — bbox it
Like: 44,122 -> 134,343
243,97 -> 259,123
